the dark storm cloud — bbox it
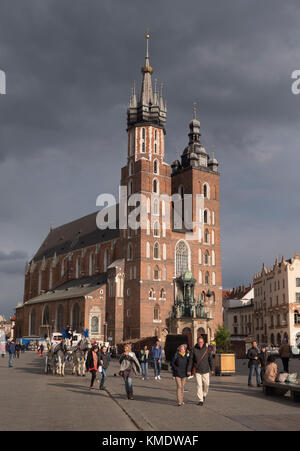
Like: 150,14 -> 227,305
0,0 -> 300,315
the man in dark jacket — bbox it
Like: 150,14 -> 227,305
259,345 -> 268,381
247,341 -> 262,387
187,336 -> 214,406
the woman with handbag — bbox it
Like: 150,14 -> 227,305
119,344 -> 141,400
187,336 -> 214,406
171,344 -> 189,406
86,343 -> 100,390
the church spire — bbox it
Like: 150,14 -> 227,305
140,32 -> 153,106
127,32 -> 167,130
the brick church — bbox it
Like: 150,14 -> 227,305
15,34 -> 222,347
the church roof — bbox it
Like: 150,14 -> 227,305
32,209 -> 119,263
23,273 -> 107,305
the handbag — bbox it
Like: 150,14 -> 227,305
192,348 -> 208,376
286,373 -> 297,384
276,372 -> 289,383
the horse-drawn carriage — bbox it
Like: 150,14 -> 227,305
44,330 -> 91,376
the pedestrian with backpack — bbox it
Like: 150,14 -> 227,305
187,336 -> 214,406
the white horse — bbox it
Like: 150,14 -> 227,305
52,339 -> 70,376
71,336 -> 91,376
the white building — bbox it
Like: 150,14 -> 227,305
253,254 -> 300,347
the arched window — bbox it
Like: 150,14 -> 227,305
204,209 -> 210,225
61,259 -> 65,278
204,229 -> 209,244
149,288 -> 154,299
153,221 -> 160,237
154,242 -> 160,259
56,305 -> 64,332
160,289 -> 166,299
295,310 -> 300,325
154,159 -> 159,174
205,271 -> 210,285
142,128 -> 145,139
42,305 -> 49,326
154,265 -> 160,280
175,240 -> 190,276
154,305 -> 160,321
203,183 -> 210,199
29,308 -> 36,336
204,251 -> 210,266
153,178 -> 159,194
72,303 -> 80,331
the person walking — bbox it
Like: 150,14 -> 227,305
259,344 -> 268,381
140,345 -> 150,380
86,343 -> 100,390
99,345 -> 110,390
7,340 -> 15,367
187,336 -> 214,406
279,339 -> 292,373
119,344 -> 141,400
151,340 -> 162,380
247,341 -> 262,387
171,344 -> 189,406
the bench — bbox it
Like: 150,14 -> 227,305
263,381 -> 300,402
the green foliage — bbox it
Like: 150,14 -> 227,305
214,324 -> 231,353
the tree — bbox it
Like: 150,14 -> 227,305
214,324 -> 231,353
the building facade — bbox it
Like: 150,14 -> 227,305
253,254 -> 300,347
15,34 -> 223,345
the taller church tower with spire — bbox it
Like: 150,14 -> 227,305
120,33 -> 222,344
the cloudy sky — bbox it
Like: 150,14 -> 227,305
0,0 -> 300,317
